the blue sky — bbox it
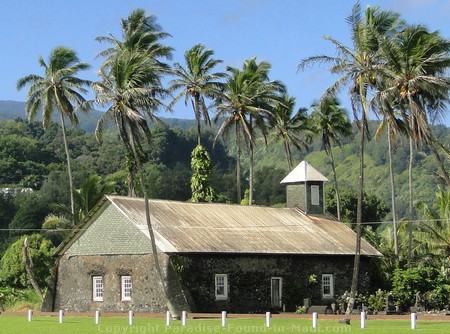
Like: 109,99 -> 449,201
1,0 -> 450,124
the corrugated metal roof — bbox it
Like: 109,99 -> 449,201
280,160 -> 329,183
108,195 -> 381,257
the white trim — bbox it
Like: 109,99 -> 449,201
215,274 -> 228,300
322,274 -> 334,298
93,276 -> 103,301
121,276 -> 132,301
311,185 -> 320,206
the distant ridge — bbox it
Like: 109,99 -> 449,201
0,100 -> 197,132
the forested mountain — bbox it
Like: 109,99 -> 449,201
1,108 -> 448,221
0,100 -> 198,132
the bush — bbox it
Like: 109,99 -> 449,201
367,289 -> 388,313
391,266 -> 449,310
0,287 -> 41,311
295,306 -> 307,314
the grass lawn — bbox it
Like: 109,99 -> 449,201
0,315 -> 449,333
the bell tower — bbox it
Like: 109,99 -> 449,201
280,161 -> 328,214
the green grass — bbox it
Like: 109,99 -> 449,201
0,316 -> 448,334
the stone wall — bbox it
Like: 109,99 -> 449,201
175,254 -> 372,313
54,253 -> 188,313
286,184 -> 306,209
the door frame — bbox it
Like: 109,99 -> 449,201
271,277 -> 283,308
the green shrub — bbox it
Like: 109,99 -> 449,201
391,266 -> 449,310
367,289 -> 387,313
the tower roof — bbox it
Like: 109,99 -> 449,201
280,160 -> 328,184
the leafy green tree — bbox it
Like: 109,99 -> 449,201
253,166 -> 286,206
169,44 -> 225,145
0,234 -> 55,289
268,94 -> 312,171
325,186 -> 389,226
190,144 -> 216,202
299,2 -> 402,313
310,96 -> 352,221
0,194 -> 15,255
17,47 -> 91,222
391,266 -> 449,310
9,192 -> 49,239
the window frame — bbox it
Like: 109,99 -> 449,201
121,275 -> 132,301
322,274 -> 334,298
92,276 -> 104,302
215,274 -> 228,300
311,185 -> 320,206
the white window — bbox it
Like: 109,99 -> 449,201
322,274 -> 334,298
121,276 -> 132,301
311,185 -> 320,206
215,274 -> 228,300
93,276 -> 103,301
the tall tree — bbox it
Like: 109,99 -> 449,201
17,46 -> 91,223
414,189 -> 450,265
379,25 -> 450,260
374,110 -> 406,258
93,10 -> 178,316
310,96 -> 352,221
380,25 -> 450,186
214,58 -> 284,204
268,94 -> 312,171
169,44 -> 225,145
298,2 -> 402,313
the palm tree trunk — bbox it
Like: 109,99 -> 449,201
284,141 -> 293,171
236,123 -> 242,203
22,238 -> 44,301
249,140 -> 254,206
192,95 -> 202,146
346,118 -> 365,315
60,113 -> 75,224
388,124 -> 399,259
133,146 -> 179,318
408,136 -> 414,263
328,145 -> 341,221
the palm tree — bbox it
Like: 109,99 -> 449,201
298,2 -> 402,313
374,109 -> 407,259
380,25 -> 450,186
378,25 -> 450,260
96,8 -> 173,73
214,58 -> 284,204
96,8 -> 173,195
17,46 -> 91,223
169,44 -> 225,145
268,94 -> 312,171
93,10 -> 177,316
73,174 -> 115,223
414,189 -> 450,264
310,96 -> 352,221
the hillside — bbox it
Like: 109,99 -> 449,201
0,100 -> 197,132
1,99 -> 449,221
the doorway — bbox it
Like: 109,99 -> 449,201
271,277 -> 282,308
